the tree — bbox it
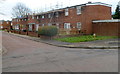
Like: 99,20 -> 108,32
112,5 -> 120,19
12,2 -> 32,18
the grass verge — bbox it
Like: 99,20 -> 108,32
55,35 -> 117,43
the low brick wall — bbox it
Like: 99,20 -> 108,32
93,21 -> 119,37
28,31 -> 39,37
20,31 -> 27,35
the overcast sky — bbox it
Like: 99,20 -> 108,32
0,0 -> 119,20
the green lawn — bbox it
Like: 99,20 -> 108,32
55,35 -> 117,43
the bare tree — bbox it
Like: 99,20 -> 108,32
12,2 -> 32,18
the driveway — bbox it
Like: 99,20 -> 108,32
2,32 -> 118,72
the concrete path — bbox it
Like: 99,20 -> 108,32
7,32 -> 119,49
2,32 -> 118,72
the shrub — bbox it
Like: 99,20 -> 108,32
38,26 -> 58,37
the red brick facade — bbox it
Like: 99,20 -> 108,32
11,2 -> 116,37
0,20 -> 11,30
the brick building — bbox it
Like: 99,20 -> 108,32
0,20 -> 11,30
11,2 -> 113,36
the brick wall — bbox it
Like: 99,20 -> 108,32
11,2 -> 112,36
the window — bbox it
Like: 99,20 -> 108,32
0,21 -> 3,24
42,24 -> 44,27
77,22 -> 81,29
64,23 -> 71,29
36,24 -> 39,31
29,24 -> 32,31
56,23 -> 59,28
25,19 -> 27,21
7,22 -> 9,24
65,9 -> 69,16
48,14 -> 51,18
11,23 -> 13,26
56,12 -> 59,17
17,19 -> 18,22
0,26 -> 3,28
77,6 -> 81,15
15,24 -> 19,29
32,16 -> 34,19
42,15 -> 44,18
48,23 -> 52,26
37,16 -> 39,19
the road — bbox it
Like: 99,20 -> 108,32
2,32 -> 118,72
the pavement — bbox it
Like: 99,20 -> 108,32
6,32 -> 119,49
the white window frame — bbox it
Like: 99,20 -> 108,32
7,21 -> 9,24
48,23 -> 52,26
0,26 -> 3,29
65,9 -> 69,16
15,24 -> 19,29
77,22 -> 81,29
17,19 -> 18,22
37,16 -> 39,19
36,24 -> 39,31
42,15 -> 45,18
48,14 -> 51,18
32,16 -> 34,19
29,24 -> 32,31
0,21 -> 3,24
25,19 -> 27,21
56,23 -> 59,28
42,24 -> 44,27
77,6 -> 82,15
56,12 -> 59,17
64,23 -> 71,29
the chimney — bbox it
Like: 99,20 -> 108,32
88,1 -> 92,3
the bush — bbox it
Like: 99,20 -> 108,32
38,26 -> 58,37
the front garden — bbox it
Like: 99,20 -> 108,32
55,35 -> 117,43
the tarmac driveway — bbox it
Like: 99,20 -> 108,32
2,32 -> 118,72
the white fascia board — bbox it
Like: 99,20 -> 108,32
93,19 -> 120,23
86,3 -> 112,7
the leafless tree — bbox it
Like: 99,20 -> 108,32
12,2 -> 32,18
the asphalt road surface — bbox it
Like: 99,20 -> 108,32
2,32 -> 118,72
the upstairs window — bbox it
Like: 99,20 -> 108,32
64,23 -> 71,29
48,14 -> 51,18
17,19 -> 18,22
65,9 -> 69,16
77,6 -> 81,15
0,21 -> 3,24
7,22 -> 9,24
55,12 -> 59,17
77,22 -> 81,29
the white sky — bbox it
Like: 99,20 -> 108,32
0,0 -> 119,20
